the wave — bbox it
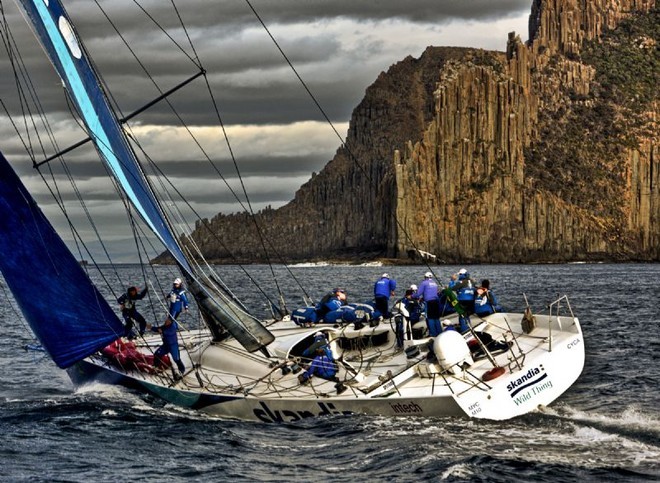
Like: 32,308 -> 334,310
289,261 -> 331,267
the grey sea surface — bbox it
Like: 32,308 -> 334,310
1,263 -> 659,482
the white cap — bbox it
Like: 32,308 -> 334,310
424,271 -> 433,278
441,319 -> 453,327
173,277 -> 182,285
382,273 -> 389,279
458,268 -> 467,275
410,284 -> 418,291
314,331 -> 323,337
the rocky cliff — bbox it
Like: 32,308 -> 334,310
175,0 -> 658,264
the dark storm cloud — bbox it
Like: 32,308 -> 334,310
31,174 -> 299,206
16,152 -> 329,189
1,1 -> 530,124
64,0 -> 531,31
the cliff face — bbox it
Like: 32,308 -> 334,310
181,0 -> 658,264
188,47 -> 480,262
396,0 -> 658,262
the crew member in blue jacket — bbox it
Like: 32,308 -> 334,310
148,278 -> 189,378
374,273 -> 396,318
299,333 -> 337,384
474,279 -> 502,316
149,315 -> 185,378
452,269 -> 475,331
167,277 -> 189,321
452,269 -> 476,314
117,285 -> 148,337
316,288 -> 345,320
414,272 -> 441,337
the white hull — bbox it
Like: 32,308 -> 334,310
69,300 -> 584,423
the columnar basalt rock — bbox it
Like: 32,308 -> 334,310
394,0 -> 658,262
171,0 -> 658,264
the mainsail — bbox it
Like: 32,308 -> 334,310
0,151 -> 124,368
15,0 -> 275,352
15,0 -> 193,274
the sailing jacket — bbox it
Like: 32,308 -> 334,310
414,279 -> 439,301
400,296 -> 422,322
167,286 -> 189,317
316,293 -> 342,318
474,288 -> 501,316
374,277 -> 397,299
306,354 -> 337,379
453,275 -> 476,303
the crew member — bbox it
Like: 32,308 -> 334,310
373,273 -> 397,318
117,285 -> 148,338
414,272 -> 441,337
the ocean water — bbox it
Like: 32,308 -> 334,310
1,263 -> 659,482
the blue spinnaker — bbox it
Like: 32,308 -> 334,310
15,0 -> 192,274
0,151 -> 124,368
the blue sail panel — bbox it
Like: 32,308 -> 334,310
16,0 -> 192,273
0,151 -> 124,368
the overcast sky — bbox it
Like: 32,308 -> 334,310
0,0 -> 531,262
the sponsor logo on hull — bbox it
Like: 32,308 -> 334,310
507,364 -> 554,406
389,401 -> 423,414
254,401 -> 353,423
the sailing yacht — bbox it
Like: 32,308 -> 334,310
0,0 -> 584,422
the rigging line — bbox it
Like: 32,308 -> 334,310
2,98 -> 124,308
245,0 -> 439,281
123,191 -> 157,319
128,219 -> 181,324
182,245 -> 258,322
0,13 -> 56,159
197,72 -> 289,310
100,151 -> 177,322
88,1 -> 217,272
0,50 -> 124,312
4,93 -> 124,304
169,0 -> 200,65
131,0 -> 200,68
122,126 -> 275,306
34,71 -> 205,168
122,136 -> 273,328
57,91 -> 124,285
0,15 -> 94,273
0,13 -> 47,159
35,170 -> 123,302
129,138 -> 285,314
93,0 -> 293,307
96,0 -> 253,216
244,0 -> 344,146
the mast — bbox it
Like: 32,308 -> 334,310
14,0 -> 274,352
